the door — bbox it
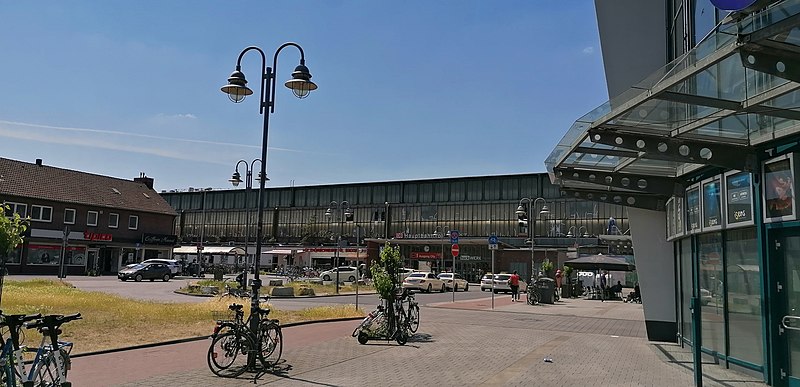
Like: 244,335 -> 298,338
87,249 -> 99,275
773,229 -> 800,386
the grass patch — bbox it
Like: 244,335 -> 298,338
3,280 -> 364,354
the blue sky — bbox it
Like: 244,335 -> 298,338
0,1 -> 608,192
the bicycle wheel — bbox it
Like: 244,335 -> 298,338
407,304 -> 420,333
30,349 -> 69,387
207,331 -> 253,378
258,321 -> 283,367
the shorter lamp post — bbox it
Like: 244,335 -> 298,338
325,200 -> 351,294
433,225 -> 449,273
566,225 -> 589,252
516,197 -> 549,279
228,158 -> 266,289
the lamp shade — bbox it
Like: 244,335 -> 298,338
221,70 -> 253,103
284,64 -> 317,99
229,171 -> 242,187
539,205 -> 550,214
515,205 -> 526,216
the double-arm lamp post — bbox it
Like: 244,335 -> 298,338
516,197 -> 549,279
566,225 -> 588,254
220,42 -> 317,344
325,200 -> 352,295
433,225 -> 449,273
228,158 -> 268,288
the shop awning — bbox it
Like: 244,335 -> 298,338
172,246 -> 246,255
545,1 -> 800,210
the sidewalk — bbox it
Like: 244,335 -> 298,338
70,296 -> 765,386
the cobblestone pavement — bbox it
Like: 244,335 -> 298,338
96,302 -> 764,387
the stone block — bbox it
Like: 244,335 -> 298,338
296,287 -> 315,296
268,279 -> 284,286
270,286 -> 295,297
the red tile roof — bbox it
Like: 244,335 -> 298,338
0,158 -> 177,216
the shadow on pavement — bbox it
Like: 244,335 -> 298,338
407,333 -> 435,343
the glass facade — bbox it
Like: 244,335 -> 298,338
725,228 -> 762,365
162,174 -> 629,248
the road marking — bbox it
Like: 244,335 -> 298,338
478,335 -> 571,386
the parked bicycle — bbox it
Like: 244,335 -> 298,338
397,289 -> 419,333
207,299 -> 282,378
352,290 -> 411,345
24,313 -> 82,387
527,285 -> 541,305
0,312 -> 41,387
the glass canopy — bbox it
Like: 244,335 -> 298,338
546,0 -> 800,201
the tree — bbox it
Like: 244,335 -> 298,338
0,204 -> 27,305
370,242 -> 403,300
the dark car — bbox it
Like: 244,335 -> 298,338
118,263 -> 172,282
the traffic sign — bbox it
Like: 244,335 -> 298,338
488,235 -> 498,245
450,230 -> 459,244
451,243 -> 460,257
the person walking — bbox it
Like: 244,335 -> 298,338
509,271 -> 521,302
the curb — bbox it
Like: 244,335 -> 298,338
173,289 -> 378,299
70,316 -> 365,359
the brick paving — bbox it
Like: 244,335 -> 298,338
73,297 -> 765,386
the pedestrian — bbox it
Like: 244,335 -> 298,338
509,270 -> 521,302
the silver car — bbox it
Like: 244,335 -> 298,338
490,274 -> 527,294
438,273 -> 469,291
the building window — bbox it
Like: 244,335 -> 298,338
129,215 -> 139,230
3,202 -> 27,217
87,211 -> 98,226
725,228 -> 762,365
64,208 -> 76,224
109,213 -> 119,229
30,205 -> 53,222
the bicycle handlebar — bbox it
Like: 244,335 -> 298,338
24,313 -> 82,330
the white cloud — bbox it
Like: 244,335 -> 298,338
158,113 -> 197,120
582,46 -> 594,54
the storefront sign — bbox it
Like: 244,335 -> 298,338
410,252 -> 441,259
725,171 -> 753,227
394,232 -> 440,239
710,0 -> 759,11
83,231 -> 112,242
143,233 -> 177,245
460,255 -> 483,261
702,177 -> 722,230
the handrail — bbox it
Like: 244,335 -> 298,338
782,315 -> 800,331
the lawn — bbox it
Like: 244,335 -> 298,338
2,279 -> 364,354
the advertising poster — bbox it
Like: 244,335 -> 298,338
764,157 -> 795,220
702,178 -> 722,228
666,198 -> 676,238
686,187 -> 700,232
725,172 -> 752,225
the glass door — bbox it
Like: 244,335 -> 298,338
773,229 -> 800,386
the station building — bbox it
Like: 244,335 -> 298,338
160,172 -> 633,284
547,0 -> 800,384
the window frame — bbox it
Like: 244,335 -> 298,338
109,213 -> 119,229
4,202 -> 27,217
30,205 -> 53,222
87,211 -> 99,227
64,208 -> 76,225
128,215 -> 139,230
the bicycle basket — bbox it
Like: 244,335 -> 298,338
211,310 -> 235,322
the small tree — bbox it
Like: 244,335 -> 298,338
0,205 -> 27,304
541,259 -> 554,279
370,242 -> 403,300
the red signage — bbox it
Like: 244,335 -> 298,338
451,243 -> 460,257
410,252 -> 441,260
83,231 -> 113,242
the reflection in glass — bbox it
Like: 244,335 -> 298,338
725,228 -> 762,365
681,239 -> 693,341
699,232 -> 725,353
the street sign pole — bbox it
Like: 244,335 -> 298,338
491,248 -> 495,310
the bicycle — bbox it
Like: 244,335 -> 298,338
352,294 -> 409,345
397,289 -> 419,333
527,285 -> 541,305
207,298 -> 282,378
24,313 -> 82,387
0,312 -> 41,387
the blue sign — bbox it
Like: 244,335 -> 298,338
449,230 -> 459,244
488,235 -> 498,245
710,0 -> 759,11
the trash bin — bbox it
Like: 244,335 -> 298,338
213,266 -> 224,281
535,277 -> 556,304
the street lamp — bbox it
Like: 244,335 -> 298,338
566,225 -> 589,251
220,42 -> 317,345
516,197 -> 549,279
228,159 -> 267,288
325,200 -> 351,294
433,225 -> 450,274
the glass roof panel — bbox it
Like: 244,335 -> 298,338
610,98 -> 720,132
619,158 -> 685,177
739,2 -> 800,35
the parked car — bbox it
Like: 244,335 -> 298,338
491,274 -> 528,294
118,263 -> 172,282
319,266 -> 359,282
141,259 -> 181,277
438,273 -> 469,291
402,272 -> 446,293
480,273 -> 494,291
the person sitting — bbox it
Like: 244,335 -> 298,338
612,281 -> 624,299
